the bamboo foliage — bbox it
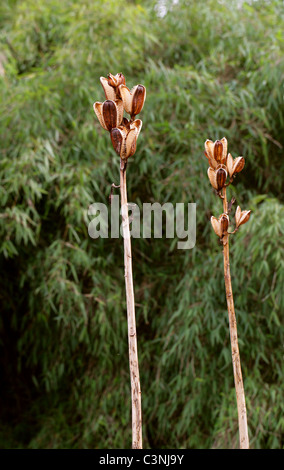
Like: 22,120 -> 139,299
0,0 -> 283,450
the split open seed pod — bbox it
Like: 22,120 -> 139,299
235,206 -> 251,227
119,84 -> 146,118
211,213 -> 229,238
205,137 -> 228,167
207,166 -> 227,190
107,73 -> 126,89
100,73 -> 126,100
227,154 -> 245,177
110,119 -> 143,160
93,99 -> 124,131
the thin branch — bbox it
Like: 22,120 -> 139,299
109,183 -> 120,204
227,197 -> 236,215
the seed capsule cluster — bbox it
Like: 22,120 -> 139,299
93,73 -> 146,162
205,138 -> 251,239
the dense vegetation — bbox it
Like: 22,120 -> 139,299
0,0 -> 283,449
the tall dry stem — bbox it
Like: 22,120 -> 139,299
120,161 -> 142,449
222,188 -> 249,449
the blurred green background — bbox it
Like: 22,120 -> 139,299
0,0 -> 283,449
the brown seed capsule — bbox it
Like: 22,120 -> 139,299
220,214 -> 229,234
205,137 -> 227,167
207,167 -> 218,189
205,140 -> 215,162
211,216 -> 222,238
119,84 -> 146,117
233,156 -> 245,174
93,99 -> 123,132
100,77 -> 116,101
235,206 -> 251,227
227,154 -> 245,177
240,210 -> 251,225
214,141 -> 224,163
216,167 -> 227,190
220,137 -> 228,164
132,85 -> 146,116
103,100 -> 119,131
211,213 -> 229,238
127,120 -> 142,157
110,127 -> 125,156
110,120 -> 142,160
107,73 -> 126,88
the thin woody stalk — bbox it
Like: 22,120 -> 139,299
222,187 -> 249,449
205,137 -> 251,448
120,160 -> 142,449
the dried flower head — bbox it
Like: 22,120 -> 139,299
205,137 -> 246,193
94,73 -> 146,164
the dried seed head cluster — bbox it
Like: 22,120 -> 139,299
205,137 -> 251,239
93,73 -> 146,162
205,137 -> 245,192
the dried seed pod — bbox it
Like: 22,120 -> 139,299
207,166 -> 227,190
211,213 -> 229,238
119,84 -> 146,118
110,120 -> 142,160
211,216 -> 223,238
110,126 -> 126,157
107,73 -> 126,89
93,99 -> 124,131
100,73 -> 126,100
126,119 -> 142,157
227,154 -> 245,177
205,137 -> 227,167
220,137 -> 228,164
220,213 -> 229,234
235,206 -> 251,227
214,140 -> 224,163
205,140 -> 215,162
216,167 -> 227,190
207,167 -> 218,190
100,76 -> 117,101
